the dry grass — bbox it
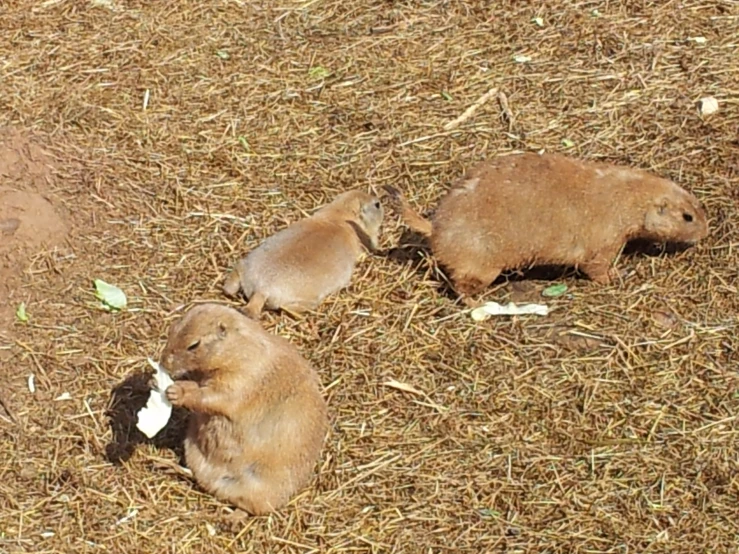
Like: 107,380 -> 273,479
1,0 -> 738,552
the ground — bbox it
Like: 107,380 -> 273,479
0,1 -> 738,553
0,130 -> 69,332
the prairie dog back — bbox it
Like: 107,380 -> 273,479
388,152 -> 708,296
223,190 -> 384,318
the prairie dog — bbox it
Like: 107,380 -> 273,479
385,152 -> 709,296
224,190 -> 384,318
161,303 -> 328,516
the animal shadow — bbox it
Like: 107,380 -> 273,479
105,371 -> 189,465
622,238 -> 695,258
380,228 -> 463,299
491,238 -> 695,283
382,228 -> 429,267
383,231 -> 695,299
382,228 -> 578,300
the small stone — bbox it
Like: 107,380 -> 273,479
0,218 -> 20,235
652,310 -> 678,329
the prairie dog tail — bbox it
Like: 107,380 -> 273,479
382,185 -> 433,237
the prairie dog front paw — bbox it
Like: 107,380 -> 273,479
165,381 -> 198,406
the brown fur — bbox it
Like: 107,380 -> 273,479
161,303 -> 328,516
385,152 -> 709,296
223,190 -> 384,318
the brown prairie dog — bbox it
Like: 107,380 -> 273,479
385,152 -> 709,297
223,190 -> 384,318
161,303 -> 328,516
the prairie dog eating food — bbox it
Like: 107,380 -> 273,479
161,303 -> 328,515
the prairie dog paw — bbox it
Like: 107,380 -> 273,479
165,381 -> 198,406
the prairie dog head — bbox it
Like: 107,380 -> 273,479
642,180 -> 709,244
160,303 -> 265,381
320,190 -> 384,250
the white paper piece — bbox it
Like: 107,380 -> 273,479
28,374 -> 36,393
54,392 -> 72,401
136,358 -> 174,439
470,301 -> 549,322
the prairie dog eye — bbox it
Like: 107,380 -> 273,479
187,340 -> 201,351
373,200 -> 381,210
683,213 -> 694,223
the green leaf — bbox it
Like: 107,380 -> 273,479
215,50 -> 230,60
561,138 -> 575,148
16,302 -> 28,323
441,91 -> 453,101
308,66 -> 329,80
238,136 -> 250,151
532,17 -> 544,27
479,508 -> 501,518
94,279 -> 127,311
542,283 -> 568,297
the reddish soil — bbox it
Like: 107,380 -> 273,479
0,129 -> 69,333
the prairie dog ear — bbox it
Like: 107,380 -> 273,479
644,199 -> 666,231
644,196 -> 679,235
657,199 -> 669,215
217,322 -> 227,339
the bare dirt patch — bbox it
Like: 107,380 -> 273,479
0,129 -> 69,332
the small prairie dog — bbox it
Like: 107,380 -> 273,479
385,152 -> 709,296
224,190 -> 384,318
161,303 -> 328,516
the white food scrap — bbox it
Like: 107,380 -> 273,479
471,301 -> 550,322
699,96 -> 719,116
136,358 -> 175,439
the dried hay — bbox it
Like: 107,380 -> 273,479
0,0 -> 738,552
